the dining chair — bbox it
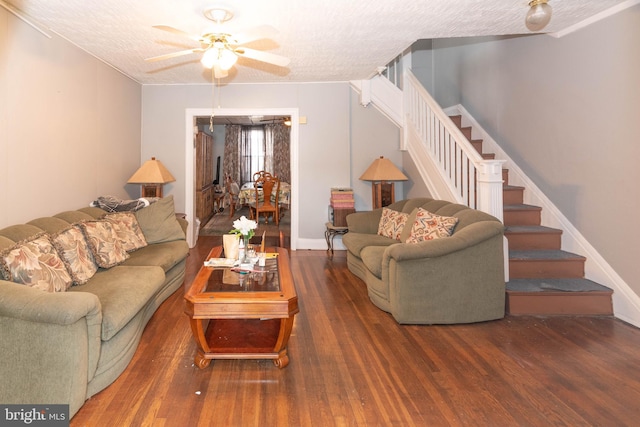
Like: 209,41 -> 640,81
224,175 -> 241,218
250,171 -> 280,224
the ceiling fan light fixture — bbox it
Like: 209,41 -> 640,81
525,0 -> 552,32
217,48 -> 238,70
200,47 -> 237,70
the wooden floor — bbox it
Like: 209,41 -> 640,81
71,236 -> 640,426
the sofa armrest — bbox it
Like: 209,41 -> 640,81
177,217 -> 188,234
346,210 -> 382,234
0,280 -> 102,415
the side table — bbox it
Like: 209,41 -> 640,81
325,222 -> 349,255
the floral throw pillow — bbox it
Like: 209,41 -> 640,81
105,212 -> 148,252
0,234 -> 73,292
79,220 -> 129,268
51,225 -> 98,285
377,208 -> 409,240
405,208 -> 459,243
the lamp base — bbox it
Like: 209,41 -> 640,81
141,184 -> 163,198
372,182 -> 395,209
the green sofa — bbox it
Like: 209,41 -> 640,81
343,198 -> 505,324
0,196 -> 189,418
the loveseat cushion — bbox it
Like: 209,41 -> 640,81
342,232 -> 396,257
377,208 -> 408,240
405,208 -> 459,243
361,245 -> 387,279
69,266 -> 165,340
122,240 -> 189,272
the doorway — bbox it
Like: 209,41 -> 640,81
196,114 -> 292,248
184,108 -> 299,250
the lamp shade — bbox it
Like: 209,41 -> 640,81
359,156 -> 408,182
127,157 -> 176,184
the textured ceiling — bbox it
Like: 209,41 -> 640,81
5,0 -> 631,85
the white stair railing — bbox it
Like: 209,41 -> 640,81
402,70 -> 505,221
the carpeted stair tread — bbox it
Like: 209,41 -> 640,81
505,225 -> 562,234
503,204 -> 542,212
509,249 -> 586,261
507,278 -> 612,293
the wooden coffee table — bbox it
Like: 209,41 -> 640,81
184,246 -> 298,369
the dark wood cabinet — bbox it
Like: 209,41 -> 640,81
195,132 -> 215,224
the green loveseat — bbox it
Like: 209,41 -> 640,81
343,198 -> 505,324
0,196 -> 189,418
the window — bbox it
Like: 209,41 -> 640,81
240,126 -> 266,184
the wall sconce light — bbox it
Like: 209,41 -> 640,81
359,156 -> 408,209
127,157 -> 176,198
526,0 -> 552,32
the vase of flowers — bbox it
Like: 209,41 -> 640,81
230,216 -> 258,262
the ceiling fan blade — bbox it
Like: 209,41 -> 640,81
213,65 -> 228,79
232,25 -> 278,45
145,48 -> 202,62
235,47 -> 290,67
152,25 -> 201,42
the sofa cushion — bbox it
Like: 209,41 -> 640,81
105,212 -> 148,252
361,245 -> 387,279
0,234 -> 72,292
406,208 -> 459,243
27,217 -> 72,235
69,266 -> 165,340
377,208 -> 408,240
51,225 -> 98,285
134,196 -> 185,244
79,221 -> 129,268
122,240 -> 189,272
54,211 -> 97,224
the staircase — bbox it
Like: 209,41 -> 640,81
449,115 -> 614,316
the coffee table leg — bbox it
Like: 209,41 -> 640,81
190,318 -> 213,369
194,352 -> 211,369
273,352 -> 289,368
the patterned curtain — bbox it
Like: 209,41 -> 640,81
266,123 -> 291,183
223,125 -> 241,184
224,123 -> 290,186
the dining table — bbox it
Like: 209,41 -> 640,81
239,182 -> 291,209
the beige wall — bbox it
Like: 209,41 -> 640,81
141,83 -> 401,244
431,6 -> 640,297
0,9 -> 142,228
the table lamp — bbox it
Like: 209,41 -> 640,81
359,156 -> 408,209
127,157 -> 176,198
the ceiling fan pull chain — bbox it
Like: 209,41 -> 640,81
209,69 -> 215,132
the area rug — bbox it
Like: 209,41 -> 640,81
199,207 -> 290,246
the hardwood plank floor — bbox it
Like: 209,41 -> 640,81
71,236 -> 640,426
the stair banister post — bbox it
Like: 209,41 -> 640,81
476,159 -> 506,222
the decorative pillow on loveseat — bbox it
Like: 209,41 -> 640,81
0,234 -> 73,292
105,212 -> 148,252
79,221 -> 129,268
377,208 -> 409,240
405,208 -> 459,243
51,225 -> 98,285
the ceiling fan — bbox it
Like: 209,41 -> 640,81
145,7 -> 290,79
259,117 -> 292,126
